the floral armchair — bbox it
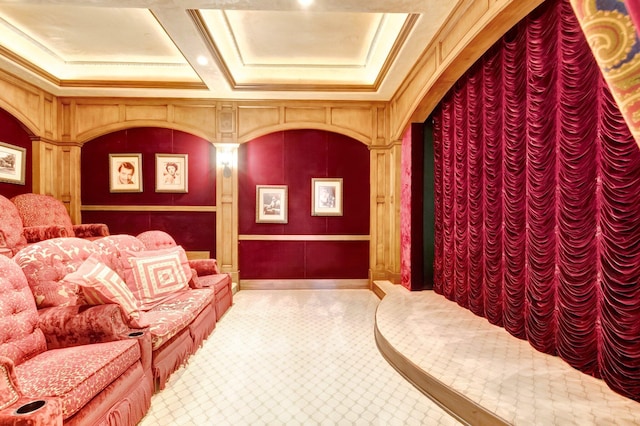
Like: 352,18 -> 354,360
0,194 -> 68,257
136,230 -> 233,321
0,251 -> 152,425
11,193 -> 109,241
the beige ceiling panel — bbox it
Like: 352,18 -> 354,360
199,9 -> 407,86
224,11 -> 380,66
0,0 -> 462,101
0,5 -> 198,81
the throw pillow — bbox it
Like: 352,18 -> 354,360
121,246 -> 191,310
63,254 -> 147,328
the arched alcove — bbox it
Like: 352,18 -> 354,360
237,129 -> 370,286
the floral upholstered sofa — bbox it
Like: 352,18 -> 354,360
0,253 -> 153,425
12,235 -> 219,392
137,230 -> 233,321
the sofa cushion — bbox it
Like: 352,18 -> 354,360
29,279 -> 80,308
141,289 -> 214,350
92,234 -> 146,276
62,254 -> 148,328
15,339 -> 140,419
0,257 -> 47,365
0,195 -> 27,255
13,238 -> 100,309
11,194 -> 76,237
121,247 -> 192,310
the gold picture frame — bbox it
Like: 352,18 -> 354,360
109,153 -> 142,193
256,185 -> 288,223
156,154 -> 188,193
0,141 -> 26,185
312,178 -> 343,216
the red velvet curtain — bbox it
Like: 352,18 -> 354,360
432,0 -> 640,401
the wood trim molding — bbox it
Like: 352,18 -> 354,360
238,234 -> 370,241
81,205 -> 216,212
240,279 -> 369,290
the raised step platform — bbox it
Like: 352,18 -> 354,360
373,281 -> 640,425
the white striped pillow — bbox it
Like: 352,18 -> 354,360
63,254 -> 148,328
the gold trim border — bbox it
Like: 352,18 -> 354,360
81,205 -> 216,212
238,234 -> 370,241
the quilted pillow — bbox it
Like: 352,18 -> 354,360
121,246 -> 191,310
63,254 -> 148,328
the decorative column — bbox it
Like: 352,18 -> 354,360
214,143 -> 239,283
31,138 -> 82,223
214,103 -> 240,283
369,140 -> 402,284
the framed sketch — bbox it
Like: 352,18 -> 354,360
156,154 -> 188,193
256,185 -> 288,223
109,153 -> 142,193
0,142 -> 26,185
312,178 -> 343,216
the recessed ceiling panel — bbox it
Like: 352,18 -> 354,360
0,5 -> 199,81
0,0 -> 460,100
224,11 -> 381,66
200,9 -> 408,86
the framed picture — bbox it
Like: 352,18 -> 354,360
0,141 -> 26,185
156,154 -> 188,193
312,178 -> 343,216
256,185 -> 288,223
109,153 -> 142,193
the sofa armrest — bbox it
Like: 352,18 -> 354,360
22,225 -> 69,243
0,360 -> 63,425
38,304 -> 147,350
72,223 -> 109,238
188,270 -> 203,289
196,272 -> 231,291
0,357 -> 21,408
188,258 -> 220,275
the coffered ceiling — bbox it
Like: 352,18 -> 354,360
0,0 -> 458,101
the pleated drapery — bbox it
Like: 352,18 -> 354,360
432,0 -> 640,401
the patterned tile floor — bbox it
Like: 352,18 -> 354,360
138,289 -> 461,425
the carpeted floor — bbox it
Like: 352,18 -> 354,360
138,289 -> 460,425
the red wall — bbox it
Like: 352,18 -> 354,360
238,130 -> 370,279
81,128 -> 217,254
0,108 -> 32,198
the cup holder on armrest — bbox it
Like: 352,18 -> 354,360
14,399 -> 47,415
127,331 -> 145,338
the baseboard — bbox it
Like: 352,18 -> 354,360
239,279 -> 369,290
372,280 -> 395,299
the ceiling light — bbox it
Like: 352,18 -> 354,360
197,55 -> 208,66
298,0 -> 313,7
